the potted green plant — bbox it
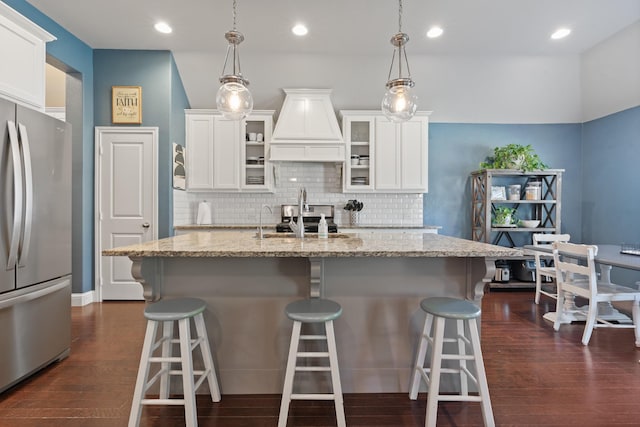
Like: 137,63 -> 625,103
492,206 -> 516,226
480,144 -> 548,172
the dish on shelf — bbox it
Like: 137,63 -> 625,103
351,177 -> 368,185
519,219 -> 540,228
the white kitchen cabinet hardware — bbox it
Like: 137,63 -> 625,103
0,3 -> 55,110
185,110 -> 274,192
340,110 -> 430,193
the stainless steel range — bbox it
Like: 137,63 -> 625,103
276,204 -> 338,233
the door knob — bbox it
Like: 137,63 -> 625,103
142,222 -> 150,228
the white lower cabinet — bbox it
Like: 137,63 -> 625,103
341,111 -> 430,193
185,110 -> 274,192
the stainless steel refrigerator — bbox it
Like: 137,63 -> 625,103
0,97 -> 72,393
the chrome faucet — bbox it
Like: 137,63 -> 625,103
289,187 -> 307,238
257,204 -> 273,239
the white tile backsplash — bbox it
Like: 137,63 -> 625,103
173,163 -> 423,227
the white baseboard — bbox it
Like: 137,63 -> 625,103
72,291 -> 96,306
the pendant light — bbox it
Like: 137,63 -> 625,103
216,0 -> 253,120
381,0 -> 417,122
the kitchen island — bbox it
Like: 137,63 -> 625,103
104,231 -> 520,394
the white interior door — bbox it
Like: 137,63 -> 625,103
96,127 -> 157,300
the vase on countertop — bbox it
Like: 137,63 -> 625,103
350,211 -> 359,227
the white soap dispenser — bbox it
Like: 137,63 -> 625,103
318,213 -> 328,238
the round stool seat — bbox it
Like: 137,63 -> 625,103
144,297 -> 207,322
420,297 -> 480,320
285,298 -> 342,323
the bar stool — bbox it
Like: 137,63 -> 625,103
129,298 -> 221,427
409,297 -> 494,427
278,298 -> 346,427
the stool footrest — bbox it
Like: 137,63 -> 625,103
141,398 -> 186,406
300,334 -> 327,340
291,393 -> 336,401
295,366 -> 331,372
437,395 -> 483,402
149,356 -> 181,363
297,351 -> 329,358
441,354 -> 474,361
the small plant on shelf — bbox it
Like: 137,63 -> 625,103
492,206 -> 516,226
480,144 -> 548,172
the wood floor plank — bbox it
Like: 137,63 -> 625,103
1,290 -> 640,426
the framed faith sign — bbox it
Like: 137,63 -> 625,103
112,86 -> 142,124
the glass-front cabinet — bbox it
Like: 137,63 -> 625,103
185,109 -> 274,192
243,112 -> 273,191
340,110 -> 429,193
341,112 -> 375,191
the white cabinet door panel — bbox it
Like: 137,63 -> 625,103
401,119 -> 428,191
213,117 -> 240,190
186,114 -> 215,190
374,118 -> 401,190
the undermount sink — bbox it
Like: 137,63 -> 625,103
261,233 -> 351,239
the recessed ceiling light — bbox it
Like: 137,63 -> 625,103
550,28 -> 571,40
292,24 -> 308,36
154,22 -> 173,34
426,26 -> 443,39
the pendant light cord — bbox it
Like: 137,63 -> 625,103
232,0 -> 237,31
398,0 -> 403,33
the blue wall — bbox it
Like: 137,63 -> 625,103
582,105 -> 640,285
4,0 -> 95,294
425,123 -> 583,242
94,49 -> 189,238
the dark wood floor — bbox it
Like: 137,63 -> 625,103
2,289 -> 640,426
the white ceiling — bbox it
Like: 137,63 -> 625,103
27,0 -> 640,110
27,0 -> 640,55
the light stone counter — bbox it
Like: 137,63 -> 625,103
103,232 -> 520,395
105,231 -> 519,259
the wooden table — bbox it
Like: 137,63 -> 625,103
524,244 -> 640,324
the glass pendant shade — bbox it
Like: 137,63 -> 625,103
216,81 -> 253,120
382,83 -> 417,122
382,0 -> 418,122
216,2 -> 253,120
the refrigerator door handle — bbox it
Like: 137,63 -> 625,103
0,278 -> 70,310
17,123 -> 33,267
6,121 -> 23,270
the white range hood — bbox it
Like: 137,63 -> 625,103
269,88 -> 345,162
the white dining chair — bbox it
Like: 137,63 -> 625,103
532,233 -> 571,304
552,242 -> 640,347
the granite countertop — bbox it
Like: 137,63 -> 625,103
173,224 -> 441,230
103,231 -> 522,258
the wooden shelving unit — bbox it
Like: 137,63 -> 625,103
471,168 -> 564,288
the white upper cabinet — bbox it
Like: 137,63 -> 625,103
0,2 -> 55,110
186,112 -> 216,190
211,116 -> 241,190
342,111 -> 430,193
185,110 -> 274,192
